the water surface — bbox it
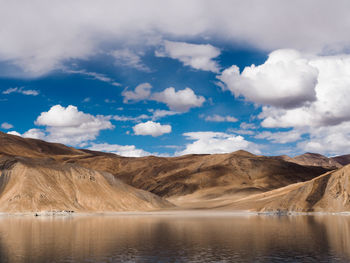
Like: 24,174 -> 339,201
0,213 -> 349,262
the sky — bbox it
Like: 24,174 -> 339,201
1,0 -> 350,157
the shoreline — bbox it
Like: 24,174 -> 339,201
0,210 -> 350,218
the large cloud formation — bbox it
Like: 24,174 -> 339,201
2,0 -> 350,77
219,49 -> 350,155
218,50 -> 318,108
11,105 -> 114,146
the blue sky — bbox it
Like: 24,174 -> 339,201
1,1 -> 350,157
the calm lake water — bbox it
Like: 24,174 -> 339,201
0,213 -> 349,262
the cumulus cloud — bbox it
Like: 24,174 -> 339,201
29,105 -> 113,145
2,87 -> 39,96
133,121 -> 171,137
112,48 -> 150,72
218,49 -> 318,108
1,122 -> 13,129
297,122 -> 350,156
152,87 -> 205,112
89,142 -> 151,157
177,131 -> 261,155
122,83 -> 152,103
155,40 -> 220,72
218,50 -> 350,155
202,114 -> 237,122
255,53 -> 350,128
2,1 -> 350,77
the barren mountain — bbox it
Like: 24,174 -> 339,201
272,152 -> 342,169
0,156 -> 172,213
0,131 -> 347,213
67,150 -> 329,208
221,164 -> 350,212
0,132 -> 87,158
332,154 -> 350,166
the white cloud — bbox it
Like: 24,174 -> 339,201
7,131 -> 21,136
65,69 -> 121,86
2,1 -> 350,77
152,87 -> 205,112
155,40 -> 220,72
122,83 -> 152,103
177,131 -> 261,155
22,128 -> 46,140
2,87 -> 39,96
112,48 -> 150,72
218,49 -> 318,108
149,109 -> 180,120
202,114 -> 237,122
89,142 -> 151,157
218,50 -> 350,155
255,130 -> 303,144
256,53 -> 350,128
133,121 -> 171,137
1,122 -> 13,129
31,105 -> 114,145
297,122 -> 350,156
240,122 -> 257,130
113,114 -> 149,122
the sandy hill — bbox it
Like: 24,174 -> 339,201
0,131 -> 85,158
66,150 -> 329,208
0,156 -> 172,213
290,153 -> 342,169
0,132 -> 347,212
271,152 -> 342,169
221,164 -> 350,213
332,154 -> 350,166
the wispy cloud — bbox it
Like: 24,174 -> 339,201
112,48 -> 150,72
65,69 -> 121,86
2,87 -> 39,96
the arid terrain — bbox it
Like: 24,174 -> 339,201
0,131 -> 350,213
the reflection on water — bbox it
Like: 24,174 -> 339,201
0,214 -> 349,262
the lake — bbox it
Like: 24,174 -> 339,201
0,213 -> 349,262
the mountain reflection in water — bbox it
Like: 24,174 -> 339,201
0,214 -> 349,263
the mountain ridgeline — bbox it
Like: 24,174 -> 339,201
0,131 -> 350,213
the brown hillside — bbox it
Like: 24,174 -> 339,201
289,152 -> 342,169
0,156 -> 172,213
221,164 -> 350,212
332,154 -> 350,166
67,150 -> 329,205
0,132 -> 85,158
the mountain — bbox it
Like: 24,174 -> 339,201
0,131 -> 85,158
0,131 -> 347,213
272,152 -> 342,169
221,164 -> 350,213
65,150 -> 329,208
0,155 -> 172,213
332,154 -> 350,166
290,153 -> 342,169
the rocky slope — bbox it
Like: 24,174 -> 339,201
66,150 -> 330,209
1,131 -> 349,213
272,152 -> 342,169
221,164 -> 350,212
0,156 -> 172,213
332,154 -> 350,166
